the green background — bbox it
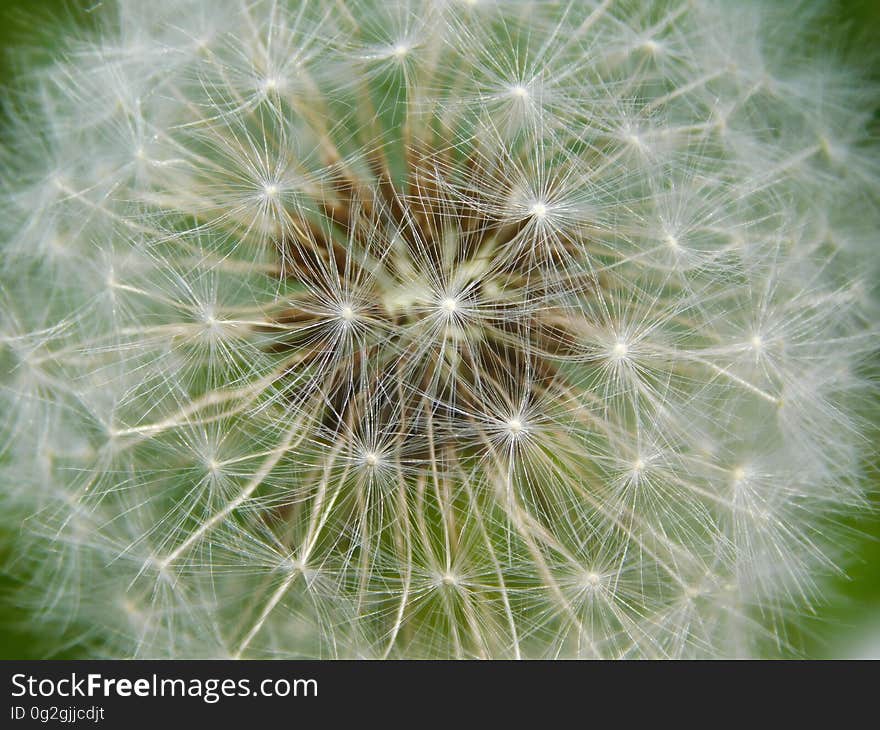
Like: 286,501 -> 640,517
0,0 -> 877,659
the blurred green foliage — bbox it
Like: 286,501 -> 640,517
0,0 -> 877,659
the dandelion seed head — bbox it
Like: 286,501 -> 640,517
1,0 -> 877,661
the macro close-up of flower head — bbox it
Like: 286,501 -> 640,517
0,0 -> 878,660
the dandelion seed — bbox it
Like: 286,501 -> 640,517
530,202 -> 548,219
505,417 -> 526,438
285,557 -> 304,573
339,305 -> 356,321
441,297 -> 458,313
